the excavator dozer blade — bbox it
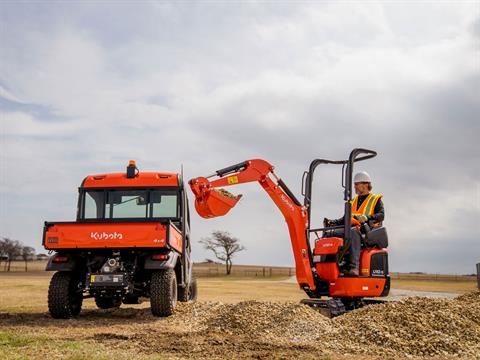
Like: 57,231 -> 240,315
194,189 -> 242,218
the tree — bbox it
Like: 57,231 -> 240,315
0,237 -> 22,272
200,231 -> 245,275
21,246 -> 36,272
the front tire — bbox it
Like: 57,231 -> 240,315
48,272 -> 83,319
150,269 -> 177,317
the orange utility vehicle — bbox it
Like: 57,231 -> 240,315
190,149 -> 389,316
43,161 -> 196,318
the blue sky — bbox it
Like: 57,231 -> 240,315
0,1 -> 479,274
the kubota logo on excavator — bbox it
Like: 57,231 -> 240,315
90,232 -> 123,240
280,194 -> 295,211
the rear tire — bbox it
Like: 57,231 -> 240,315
189,277 -> 198,301
178,276 -> 198,302
48,272 -> 83,319
95,297 -> 122,309
150,269 -> 177,317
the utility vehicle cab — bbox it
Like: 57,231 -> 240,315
43,161 -> 195,319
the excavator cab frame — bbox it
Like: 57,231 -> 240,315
303,148 -> 377,253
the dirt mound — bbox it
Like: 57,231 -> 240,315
202,301 -> 332,341
172,291 -> 480,358
331,291 -> 480,357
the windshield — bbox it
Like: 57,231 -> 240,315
80,189 -> 179,220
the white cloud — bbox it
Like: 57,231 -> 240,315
0,1 -> 478,273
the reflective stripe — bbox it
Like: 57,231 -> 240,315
351,193 -> 382,216
364,194 -> 377,216
352,193 -> 374,215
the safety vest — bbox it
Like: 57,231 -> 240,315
351,193 -> 383,224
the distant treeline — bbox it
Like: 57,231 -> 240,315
0,237 -> 48,271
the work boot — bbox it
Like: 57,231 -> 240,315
343,267 -> 359,277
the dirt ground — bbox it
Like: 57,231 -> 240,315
0,272 -> 478,359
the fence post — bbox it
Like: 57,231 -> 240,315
477,263 -> 480,289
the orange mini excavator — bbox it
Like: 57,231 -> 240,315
189,148 -> 389,316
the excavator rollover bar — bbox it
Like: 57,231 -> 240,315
189,159 -> 319,294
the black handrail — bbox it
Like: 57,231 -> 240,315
303,148 -> 377,238
343,148 -> 377,244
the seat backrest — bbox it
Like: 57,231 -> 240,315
364,226 -> 388,248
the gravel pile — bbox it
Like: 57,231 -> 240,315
214,188 -> 238,199
202,301 -> 332,341
173,291 -> 480,358
331,291 -> 480,358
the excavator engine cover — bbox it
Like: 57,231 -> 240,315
313,237 -> 343,281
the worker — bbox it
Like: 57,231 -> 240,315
324,171 -> 384,277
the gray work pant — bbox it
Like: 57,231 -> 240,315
325,228 -> 361,269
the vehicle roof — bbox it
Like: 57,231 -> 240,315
81,172 -> 180,188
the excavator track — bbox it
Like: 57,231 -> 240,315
301,298 -> 387,318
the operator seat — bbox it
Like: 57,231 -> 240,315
363,226 -> 389,248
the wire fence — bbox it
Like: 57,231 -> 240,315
193,264 -> 295,278
0,260 -> 477,283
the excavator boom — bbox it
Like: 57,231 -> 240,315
189,159 -> 317,292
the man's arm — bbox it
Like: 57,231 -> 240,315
325,215 -> 345,226
368,198 -> 385,223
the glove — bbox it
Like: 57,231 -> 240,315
353,214 -> 368,224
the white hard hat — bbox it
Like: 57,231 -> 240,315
354,171 -> 371,183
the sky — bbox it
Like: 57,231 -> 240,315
0,1 -> 479,274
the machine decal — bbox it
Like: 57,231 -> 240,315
227,176 -> 239,184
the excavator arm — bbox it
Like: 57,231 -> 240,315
189,159 -> 318,292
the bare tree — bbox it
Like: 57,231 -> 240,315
21,246 -> 36,272
200,231 -> 245,275
0,237 -> 22,272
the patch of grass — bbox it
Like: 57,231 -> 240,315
0,330 -> 149,360
0,331 -> 49,348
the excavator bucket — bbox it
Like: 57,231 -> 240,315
190,177 -> 242,218
194,189 -> 242,218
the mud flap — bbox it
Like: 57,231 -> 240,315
144,252 -> 179,270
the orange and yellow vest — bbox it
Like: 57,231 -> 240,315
351,193 -> 383,225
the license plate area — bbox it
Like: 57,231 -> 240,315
87,273 -> 128,288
